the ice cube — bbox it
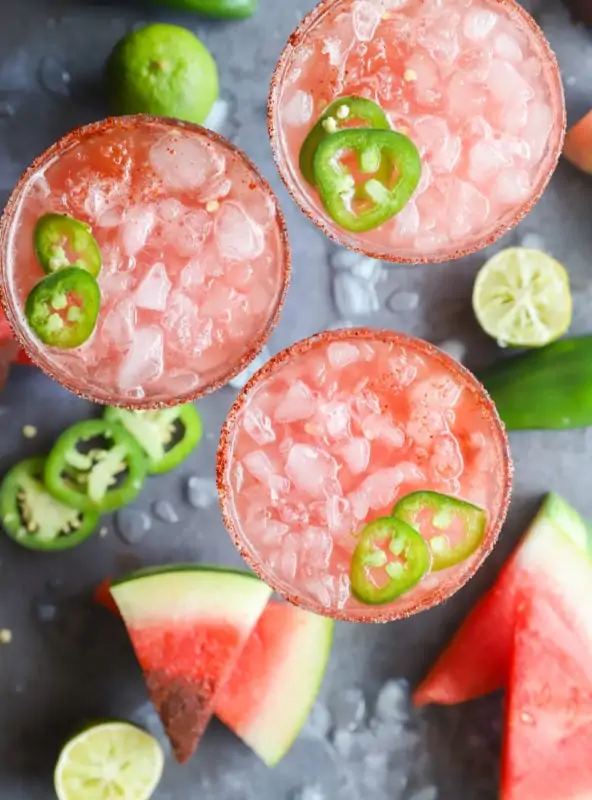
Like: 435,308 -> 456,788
405,53 -> 439,104
243,450 -> 290,496
285,444 -> 340,499
413,116 -> 460,174
468,139 -> 512,181
325,496 -> 353,536
523,101 -> 553,162
361,414 -> 406,448
228,171 -> 277,229
292,785 -> 326,800
447,179 -> 489,240
122,206 -> 155,257
301,703 -> 333,740
333,272 -> 380,316
305,577 -> 333,608
407,407 -> 448,447
339,437 -> 371,475
173,210 -> 212,257
488,60 -> 534,104
186,476 -> 218,509
261,519 -> 289,546
494,33 -> 523,61
327,342 -> 360,369
388,291 -> 420,312
395,202 -> 420,238
301,526 -> 334,568
158,198 -> 184,222
408,789 -> 438,800
215,201 -> 264,261
349,257 -> 385,283
135,263 -> 172,311
388,354 -> 418,388
101,298 -> 136,347
333,729 -> 355,757
149,132 -> 225,191
275,380 -> 316,423
357,468 -> 404,511
117,326 -> 164,391
375,679 -> 409,722
411,374 -> 462,408
463,9 -> 498,40
279,550 -> 298,581
447,73 -> 486,119
322,37 -> 343,67
352,0 -> 382,41
204,98 -> 229,133
493,169 -> 531,204
283,90 -> 314,126
330,248 -> 363,271
244,406 -> 276,446
429,434 -> 463,481
180,259 -> 208,288
330,687 -> 366,731
438,339 -> 467,363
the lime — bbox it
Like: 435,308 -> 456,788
472,247 -> 572,348
54,721 -> 164,800
105,23 -> 219,124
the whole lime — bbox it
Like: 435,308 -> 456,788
105,23 -> 219,125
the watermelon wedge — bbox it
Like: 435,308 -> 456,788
96,579 -> 334,767
501,532 -> 592,800
110,565 -> 272,764
215,600 -> 333,767
564,110 -> 592,176
414,493 -> 590,706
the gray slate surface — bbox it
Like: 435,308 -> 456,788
0,0 -> 591,798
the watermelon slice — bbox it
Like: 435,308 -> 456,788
97,579 -> 334,767
215,600 -> 333,767
564,110 -> 592,176
110,565 -> 272,764
414,493 -> 590,706
501,531 -> 592,800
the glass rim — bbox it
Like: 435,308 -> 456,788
0,114 -> 292,410
217,326 -> 514,623
267,0 -> 567,265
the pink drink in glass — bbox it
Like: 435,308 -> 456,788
0,116 -> 290,408
218,329 -> 512,623
269,0 -> 565,263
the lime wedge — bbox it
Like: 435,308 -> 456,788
54,721 -> 164,800
472,247 -> 572,348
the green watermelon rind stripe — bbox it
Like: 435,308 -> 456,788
111,563 -> 262,588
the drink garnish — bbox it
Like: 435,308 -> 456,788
393,490 -> 487,571
350,516 -> 431,605
34,213 -> 102,277
312,129 -> 421,232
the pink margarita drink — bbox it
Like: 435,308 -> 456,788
218,329 -> 512,622
269,0 -> 565,262
0,116 -> 289,407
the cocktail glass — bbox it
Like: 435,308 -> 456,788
0,116 -> 290,409
218,328 -> 513,623
268,0 -> 565,263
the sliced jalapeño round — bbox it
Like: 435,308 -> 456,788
44,419 -> 148,513
24,266 -> 101,349
350,517 -> 431,606
103,404 -> 203,475
0,456 -> 100,551
312,128 -> 421,233
34,213 -> 102,277
392,491 -> 488,571
299,96 -> 391,185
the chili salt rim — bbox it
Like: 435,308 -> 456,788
217,327 -> 514,624
0,115 -> 291,410
267,0 -> 566,265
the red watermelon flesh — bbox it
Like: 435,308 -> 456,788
564,110 -> 592,176
501,534 -> 592,800
215,600 -> 333,767
110,566 -> 272,764
414,493 -> 590,707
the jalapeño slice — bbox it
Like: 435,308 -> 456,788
0,456 -> 99,551
103,404 -> 203,475
312,128 -> 421,233
24,267 -> 101,349
392,491 -> 488,571
299,96 -> 391,185
34,213 -> 102,277
44,419 -> 147,513
350,517 -> 431,606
